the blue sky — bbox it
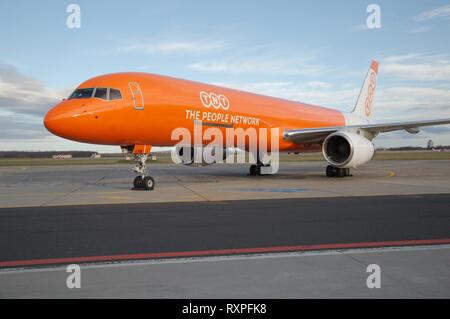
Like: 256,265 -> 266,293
1,0 -> 449,151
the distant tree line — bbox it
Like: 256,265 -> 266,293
0,151 -> 97,158
1,146 -> 449,159
387,146 -> 450,151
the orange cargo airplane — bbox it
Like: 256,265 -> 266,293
44,61 -> 450,190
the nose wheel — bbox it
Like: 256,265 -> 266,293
133,176 -> 155,191
132,153 -> 156,191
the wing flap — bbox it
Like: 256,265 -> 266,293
283,127 -> 339,143
361,118 -> 450,134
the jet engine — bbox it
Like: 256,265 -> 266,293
322,132 -> 375,168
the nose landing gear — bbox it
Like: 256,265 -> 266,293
128,145 -> 155,191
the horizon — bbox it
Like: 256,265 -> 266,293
2,144 -> 450,154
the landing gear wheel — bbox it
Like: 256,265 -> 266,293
249,164 -> 261,176
142,176 -> 155,191
326,166 -> 351,178
337,168 -> 346,178
341,168 -> 351,177
132,152 -> 155,190
326,165 -> 337,177
133,176 -> 144,189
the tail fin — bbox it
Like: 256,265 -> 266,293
352,60 -> 378,120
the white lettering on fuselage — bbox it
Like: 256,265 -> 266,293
185,109 -> 260,126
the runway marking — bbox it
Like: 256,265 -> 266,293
386,171 -> 396,178
2,238 -> 450,269
239,187 -> 306,193
97,196 -> 130,200
0,190 -> 132,197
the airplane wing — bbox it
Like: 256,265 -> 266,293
283,118 -> 450,144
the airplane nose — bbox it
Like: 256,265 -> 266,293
43,103 -> 77,138
43,107 -> 63,136
44,100 -> 109,144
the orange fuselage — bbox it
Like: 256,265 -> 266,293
44,72 -> 345,152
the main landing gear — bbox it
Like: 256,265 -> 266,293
132,154 -> 155,191
326,165 -> 351,178
249,164 -> 261,176
249,163 -> 272,176
248,152 -> 274,176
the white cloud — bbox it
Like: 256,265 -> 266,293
415,4 -> 450,21
0,63 -> 73,144
0,136 -> 119,152
213,78 -> 450,123
409,25 -> 432,33
0,62 -> 66,116
305,81 -> 333,90
118,40 -> 227,55
190,54 -> 326,76
382,54 -> 423,63
0,110 -> 49,139
382,53 -> 450,81
376,86 -> 450,121
212,81 -> 357,110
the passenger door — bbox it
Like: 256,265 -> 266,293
128,82 -> 145,110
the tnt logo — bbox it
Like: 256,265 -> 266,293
365,72 -> 376,117
200,91 -> 230,110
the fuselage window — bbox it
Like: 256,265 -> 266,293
94,88 -> 108,100
69,88 -> 95,99
110,89 -> 122,100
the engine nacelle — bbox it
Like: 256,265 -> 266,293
322,132 -> 375,168
175,146 -> 231,166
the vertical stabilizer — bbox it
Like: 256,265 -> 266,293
352,60 -> 378,120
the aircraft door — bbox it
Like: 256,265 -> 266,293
129,82 -> 145,110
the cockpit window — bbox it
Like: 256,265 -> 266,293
69,88 -> 94,99
94,88 -> 108,100
110,89 -> 122,100
69,87 -> 122,101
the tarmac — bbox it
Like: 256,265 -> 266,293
0,160 -> 449,298
2,245 -> 450,298
0,160 -> 449,207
